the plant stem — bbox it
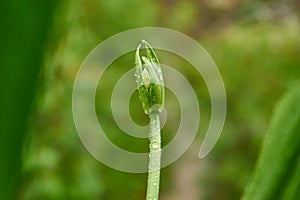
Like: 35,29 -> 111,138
135,40 -> 164,200
146,111 -> 161,200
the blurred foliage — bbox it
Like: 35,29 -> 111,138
242,84 -> 300,200
2,0 -> 298,199
0,0 -> 58,199
200,20 -> 300,200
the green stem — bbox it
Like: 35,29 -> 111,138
146,111 -> 161,200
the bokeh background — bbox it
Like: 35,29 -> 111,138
1,0 -> 300,199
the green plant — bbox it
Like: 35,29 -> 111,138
0,1 -> 58,199
135,40 -> 164,200
242,84 -> 300,200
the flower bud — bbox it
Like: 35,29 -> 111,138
135,40 -> 165,114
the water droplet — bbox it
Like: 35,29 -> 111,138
153,182 -> 157,186
152,142 -> 159,149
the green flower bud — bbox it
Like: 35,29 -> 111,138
135,40 -> 165,114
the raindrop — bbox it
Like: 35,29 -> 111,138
152,142 -> 159,149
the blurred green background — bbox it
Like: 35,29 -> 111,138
1,0 -> 300,199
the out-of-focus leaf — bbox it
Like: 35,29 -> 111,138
242,84 -> 300,200
0,1 -> 57,199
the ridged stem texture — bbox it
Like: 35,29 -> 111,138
146,111 -> 161,200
